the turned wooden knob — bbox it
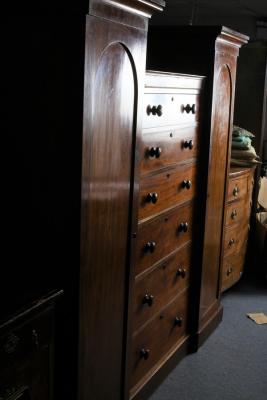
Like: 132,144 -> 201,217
231,209 -> 237,219
148,147 -> 162,158
178,222 -> 189,232
174,316 -> 183,327
229,238 -> 235,246
147,104 -> 163,116
140,348 -> 150,360
182,180 -> 192,189
146,192 -> 158,204
233,186 -> 239,196
181,104 -> 196,114
176,268 -> 186,278
144,241 -> 156,253
183,139 -> 194,149
143,294 -> 154,307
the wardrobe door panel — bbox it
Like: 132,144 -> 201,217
79,16 -> 139,400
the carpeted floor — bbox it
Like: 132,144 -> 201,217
148,273 -> 267,400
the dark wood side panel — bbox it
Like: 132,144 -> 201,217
79,15 -> 142,400
199,61 -> 233,323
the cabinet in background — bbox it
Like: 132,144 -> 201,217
221,167 -> 255,292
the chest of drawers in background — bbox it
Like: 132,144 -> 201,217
129,71 -> 205,398
221,166 -> 255,292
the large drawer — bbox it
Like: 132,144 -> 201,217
140,125 -> 198,174
132,243 -> 192,332
223,222 -> 249,257
130,288 -> 189,390
136,202 -> 194,276
143,93 -> 200,129
138,162 -> 196,221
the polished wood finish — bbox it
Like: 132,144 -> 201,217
221,167 -> 255,292
132,243 -> 191,331
136,201 -> 193,275
147,26 -> 248,344
129,71 -> 205,399
139,163 -> 196,220
140,125 -> 198,174
79,2 -> 164,400
130,288 -> 189,396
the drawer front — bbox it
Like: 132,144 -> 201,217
143,93 -> 200,129
221,251 -> 245,292
140,125 -> 198,174
0,309 -> 53,372
139,163 -> 196,221
136,202 -> 193,276
225,198 -> 250,227
227,174 -> 250,203
223,223 -> 249,257
132,243 -> 191,332
130,289 -> 188,390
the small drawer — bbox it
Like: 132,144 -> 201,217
132,243 -> 191,332
143,93 -> 200,129
136,202 -> 193,276
140,125 -> 198,174
227,174 -> 250,203
223,223 -> 249,257
138,163 -> 196,221
130,288 -> 189,390
0,309 -> 53,372
221,251 -> 245,292
225,198 -> 249,227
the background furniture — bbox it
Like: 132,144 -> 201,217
0,291 -> 62,400
221,167 -> 255,292
147,25 -> 248,345
233,40 -> 267,277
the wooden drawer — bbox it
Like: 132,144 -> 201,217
139,163 -> 196,221
130,288 -> 189,390
0,308 -> 53,373
136,202 -> 193,276
143,93 -> 200,129
140,125 -> 198,174
132,243 -> 191,332
225,198 -> 250,227
227,173 -> 251,203
223,223 -> 249,257
221,251 -> 245,292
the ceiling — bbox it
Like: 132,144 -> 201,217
151,0 -> 267,39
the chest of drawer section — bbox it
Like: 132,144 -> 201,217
130,71 -> 205,395
221,167 -> 255,292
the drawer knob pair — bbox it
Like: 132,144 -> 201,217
174,316 -> 183,327
183,139 -> 194,149
146,192 -> 158,204
144,241 -> 156,253
231,209 -> 237,219
233,186 -> 239,196
181,104 -> 196,114
182,180 -> 192,190
148,146 -> 162,158
140,348 -> 150,360
178,222 -> 189,232
147,104 -> 163,116
143,294 -> 154,307
176,268 -> 186,278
